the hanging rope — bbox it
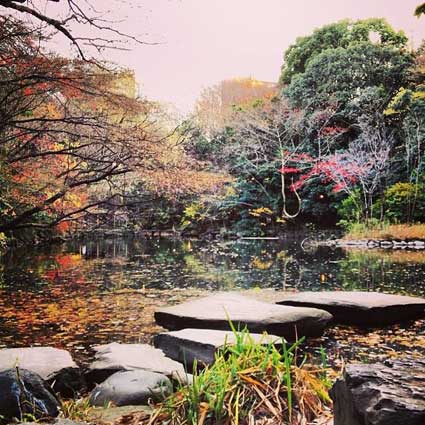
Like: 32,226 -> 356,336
280,170 -> 301,219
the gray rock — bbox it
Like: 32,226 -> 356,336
89,370 -> 172,407
367,240 -> 380,248
0,347 -> 82,397
412,240 -> 425,247
154,293 -> 332,339
393,240 -> 408,247
277,291 -> 425,326
85,343 -> 185,387
330,358 -> 425,425
154,328 -> 282,370
0,368 -> 60,422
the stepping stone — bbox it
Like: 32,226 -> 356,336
276,291 -> 425,326
89,370 -> 172,407
0,347 -> 82,397
330,358 -> 425,425
154,293 -> 333,339
154,328 -> 282,370
0,368 -> 60,422
85,342 -> 185,386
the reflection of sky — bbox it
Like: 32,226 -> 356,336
20,0 -> 425,113
1,238 -> 425,297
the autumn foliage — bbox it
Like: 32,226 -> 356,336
0,16 -> 228,239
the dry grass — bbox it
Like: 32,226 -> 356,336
60,397 -> 93,422
143,330 -> 332,425
345,223 -> 425,240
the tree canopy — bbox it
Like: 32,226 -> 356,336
284,42 -> 412,114
280,18 -> 408,85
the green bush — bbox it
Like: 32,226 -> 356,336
384,182 -> 425,223
337,190 -> 363,228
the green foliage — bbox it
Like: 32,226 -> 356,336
384,182 -> 425,222
337,190 -> 363,226
281,18 -> 408,84
341,219 -> 385,237
185,124 -> 235,166
182,18 -> 423,234
148,329 -> 331,424
181,201 -> 208,228
285,42 -> 412,113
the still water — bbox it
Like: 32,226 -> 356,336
0,237 -> 424,362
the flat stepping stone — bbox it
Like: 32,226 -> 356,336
85,342 -> 185,386
89,370 -> 172,407
330,358 -> 425,425
154,328 -> 282,370
0,347 -> 82,397
276,291 -> 425,326
154,293 -> 332,339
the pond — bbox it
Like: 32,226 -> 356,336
0,236 -> 424,365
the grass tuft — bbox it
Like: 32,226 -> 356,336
144,329 -> 332,425
60,397 -> 92,422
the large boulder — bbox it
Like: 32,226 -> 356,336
154,293 -> 332,339
89,370 -> 172,407
0,368 -> 60,422
277,291 -> 425,326
154,328 -> 282,370
330,358 -> 425,425
85,343 -> 185,387
0,347 -> 83,397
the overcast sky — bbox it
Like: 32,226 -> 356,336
46,0 -> 425,113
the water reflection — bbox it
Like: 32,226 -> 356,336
0,237 -> 424,363
0,237 -> 425,295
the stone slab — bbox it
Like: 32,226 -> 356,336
330,358 -> 425,425
277,291 -> 425,326
154,328 -> 282,369
0,347 -> 83,397
85,342 -> 185,386
154,293 -> 333,339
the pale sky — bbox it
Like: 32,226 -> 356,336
44,0 -> 425,113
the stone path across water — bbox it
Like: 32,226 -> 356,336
154,292 -> 333,339
276,291 -> 425,326
0,290 -> 424,424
